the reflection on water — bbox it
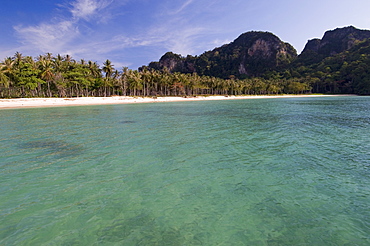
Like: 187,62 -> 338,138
0,97 -> 369,245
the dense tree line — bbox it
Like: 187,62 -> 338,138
146,38 -> 370,96
145,27 -> 370,95
0,52 -> 312,98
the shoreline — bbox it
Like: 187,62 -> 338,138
0,94 -> 356,109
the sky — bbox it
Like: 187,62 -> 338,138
0,0 -> 370,69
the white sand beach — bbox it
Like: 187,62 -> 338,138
0,95 -> 352,109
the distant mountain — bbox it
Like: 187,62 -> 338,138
143,26 -> 370,94
147,31 -> 297,78
146,26 -> 370,80
296,26 -> 370,65
297,37 -> 370,94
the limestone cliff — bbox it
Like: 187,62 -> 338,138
146,26 -> 370,78
298,26 -> 370,64
147,31 -> 297,78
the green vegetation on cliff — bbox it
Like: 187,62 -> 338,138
148,31 -> 297,78
147,26 -> 370,95
289,38 -> 370,94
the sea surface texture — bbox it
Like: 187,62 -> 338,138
1,96 -> 369,245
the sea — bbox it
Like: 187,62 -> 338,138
1,96 -> 369,245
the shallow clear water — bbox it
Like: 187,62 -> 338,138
1,96 -> 369,245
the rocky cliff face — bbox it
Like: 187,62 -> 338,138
147,26 -> 370,78
302,39 -> 321,53
148,31 -> 297,78
159,52 -> 182,71
298,26 -> 370,64
225,31 -> 297,77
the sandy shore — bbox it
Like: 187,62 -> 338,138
0,95 -> 353,109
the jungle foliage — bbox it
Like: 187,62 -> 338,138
0,52 -> 312,98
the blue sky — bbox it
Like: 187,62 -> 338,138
1,0 -> 369,69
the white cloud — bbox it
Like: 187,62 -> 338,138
71,0 -> 98,19
70,0 -> 113,20
125,21 -> 205,57
167,27 -> 205,55
14,20 -> 79,53
170,0 -> 194,15
9,0 -> 221,68
13,0 -> 116,56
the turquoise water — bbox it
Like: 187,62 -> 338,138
1,96 -> 369,245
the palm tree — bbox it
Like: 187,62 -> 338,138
1,57 -> 15,75
45,53 -> 53,61
88,61 -> 101,77
0,59 -> 12,97
119,67 -> 129,96
50,54 -> 67,97
0,57 -> 16,97
64,54 -> 72,63
102,59 -> 114,78
127,69 -> 142,96
40,59 -> 55,97
102,59 -> 114,96
53,54 -> 63,73
14,52 -> 23,67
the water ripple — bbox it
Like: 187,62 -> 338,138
0,97 -> 369,245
